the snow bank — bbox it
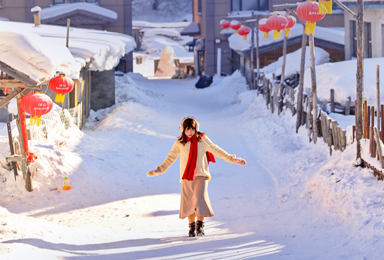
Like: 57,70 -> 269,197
0,21 -> 136,82
0,31 -> 80,84
228,24 -> 344,52
41,2 -> 117,20
304,57 -> 384,106
261,46 -> 330,79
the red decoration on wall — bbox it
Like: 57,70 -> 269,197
20,92 -> 53,126
296,0 -> 326,34
48,72 -> 74,103
284,15 -> 297,37
238,26 -> 251,40
266,14 -> 288,39
220,20 -> 231,32
258,18 -> 271,39
230,20 -> 242,34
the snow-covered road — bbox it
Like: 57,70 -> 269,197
0,72 -> 382,259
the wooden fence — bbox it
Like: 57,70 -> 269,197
258,74 -> 347,154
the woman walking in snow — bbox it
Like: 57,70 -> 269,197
147,117 -> 246,237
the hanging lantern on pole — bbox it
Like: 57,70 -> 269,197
20,91 -> 53,126
284,15 -> 297,37
266,14 -> 288,39
220,19 -> 230,32
238,26 -> 251,40
48,72 -> 74,103
230,20 -> 242,34
258,18 -> 271,39
296,0 -> 326,35
319,0 -> 332,14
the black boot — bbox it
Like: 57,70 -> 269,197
188,222 -> 196,237
196,220 -> 205,236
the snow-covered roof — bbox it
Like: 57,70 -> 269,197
227,24 -> 344,52
0,20 -> 136,85
41,3 -> 117,20
261,47 -> 330,78
340,0 -> 384,3
142,28 -> 181,38
133,20 -> 190,29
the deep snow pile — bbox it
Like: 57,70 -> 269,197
304,57 -> 384,106
0,71 -> 383,259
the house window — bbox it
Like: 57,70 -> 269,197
53,0 -> 97,4
231,0 -> 268,11
198,0 -> 202,14
350,20 -> 357,58
350,21 -> 372,59
364,22 -> 372,58
382,25 -> 384,56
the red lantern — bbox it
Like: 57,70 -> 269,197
296,0 -> 326,34
220,20 -> 230,32
3,88 -> 8,95
258,18 -> 271,39
230,20 -> 242,34
319,0 -> 332,14
48,72 -> 74,103
284,15 -> 297,37
238,26 -> 251,40
20,92 -> 53,126
266,14 -> 288,39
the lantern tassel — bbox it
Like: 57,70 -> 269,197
263,32 -> 269,38
225,27 -> 229,32
55,94 -> 65,103
30,116 -> 42,126
305,22 -> 316,35
319,1 -> 332,14
285,28 -> 291,37
243,35 -> 247,41
273,30 -> 281,39
235,29 -> 238,34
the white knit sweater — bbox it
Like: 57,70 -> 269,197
157,135 -> 236,182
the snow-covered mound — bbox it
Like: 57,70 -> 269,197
261,47 -> 330,79
304,57 -> 384,106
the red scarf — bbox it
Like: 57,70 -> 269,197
182,134 -> 216,181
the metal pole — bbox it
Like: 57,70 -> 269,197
66,19 -> 70,48
217,48 -> 222,77
377,65 -> 380,131
250,11 -> 255,90
256,16 -> 260,88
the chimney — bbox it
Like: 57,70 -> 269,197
31,6 -> 42,27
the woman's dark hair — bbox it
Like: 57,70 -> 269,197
178,118 -> 202,145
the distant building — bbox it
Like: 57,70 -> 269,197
182,0 -> 344,76
0,0 -> 133,72
342,0 -> 383,60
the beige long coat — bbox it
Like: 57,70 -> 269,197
156,135 -> 236,181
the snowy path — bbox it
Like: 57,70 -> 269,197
0,73 -> 382,259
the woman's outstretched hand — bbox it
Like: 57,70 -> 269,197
147,169 -> 161,177
231,158 -> 246,165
